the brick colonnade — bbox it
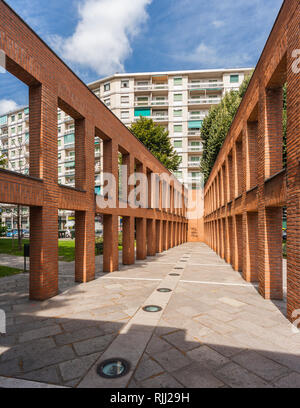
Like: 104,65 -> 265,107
0,0 -> 188,301
203,0 -> 300,323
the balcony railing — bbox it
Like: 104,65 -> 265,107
188,98 -> 221,105
134,100 -> 168,107
188,146 -> 203,152
188,161 -> 201,168
134,84 -> 169,91
188,82 -> 223,90
188,130 -> 201,136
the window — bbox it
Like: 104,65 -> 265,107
18,125 -> 22,133
11,115 -> 15,123
174,124 -> 183,133
230,74 -> 239,83
174,77 -> 182,86
58,113 -> 61,121
174,171 -> 183,179
174,140 -> 182,148
121,96 -> 129,104
191,156 -> 200,161
104,83 -> 110,92
58,139 -> 62,148
121,80 -> 129,88
103,98 -> 110,107
121,111 -> 129,119
64,134 -> 75,145
136,96 -> 148,105
174,94 -> 182,102
58,126 -> 61,134
173,109 -> 182,117
11,139 -> 16,146
58,153 -> 62,160
58,166 -> 62,174
18,137 -> 22,145
18,113 -> 22,120
11,127 -> 16,135
11,150 -> 16,158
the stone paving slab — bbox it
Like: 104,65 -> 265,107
0,243 -> 298,388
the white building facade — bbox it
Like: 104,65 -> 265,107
0,68 -> 252,229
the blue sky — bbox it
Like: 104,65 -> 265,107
0,0 -> 283,113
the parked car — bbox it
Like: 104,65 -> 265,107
23,229 -> 30,238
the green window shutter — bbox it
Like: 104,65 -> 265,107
64,133 -> 75,144
65,161 -> 75,168
230,74 -> 239,83
188,120 -> 203,129
174,140 -> 182,148
134,108 -> 151,117
174,125 -> 182,132
0,115 -> 7,126
174,78 -> 182,85
174,109 -> 182,117
174,94 -> 182,101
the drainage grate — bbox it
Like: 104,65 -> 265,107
97,358 -> 130,379
143,305 -> 163,312
157,288 -> 172,293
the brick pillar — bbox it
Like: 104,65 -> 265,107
224,217 -> 231,264
258,85 -> 283,299
136,218 -> 147,260
122,154 -> 135,265
156,220 -> 163,253
29,85 -> 58,300
162,220 -> 168,250
221,218 -> 226,260
147,218 -> 156,256
169,221 -> 174,248
233,214 -> 243,271
75,119 -> 95,283
286,10 -> 300,320
174,221 -> 178,246
103,139 -> 119,272
123,216 -> 135,265
243,212 -> 259,282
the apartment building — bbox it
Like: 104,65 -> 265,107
0,68 -> 252,229
89,68 -> 253,186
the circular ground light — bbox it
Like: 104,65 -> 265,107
143,305 -> 163,313
169,273 -> 180,276
97,358 -> 130,379
157,288 -> 172,293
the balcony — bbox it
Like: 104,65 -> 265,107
188,97 -> 221,105
64,128 -> 75,135
64,142 -> 75,150
134,100 -> 168,107
188,130 -> 201,136
188,146 -> 203,153
188,82 -> 223,90
134,84 -> 169,92
188,161 -> 201,168
151,115 -> 169,122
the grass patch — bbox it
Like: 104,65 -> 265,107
283,239 -> 287,259
0,235 -> 124,263
0,265 -> 23,278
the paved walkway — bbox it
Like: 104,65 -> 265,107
0,243 -> 299,388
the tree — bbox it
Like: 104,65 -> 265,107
200,74 -> 253,183
0,154 -> 7,168
130,117 -> 181,172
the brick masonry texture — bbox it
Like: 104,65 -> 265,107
0,0 -> 188,300
203,0 -> 300,323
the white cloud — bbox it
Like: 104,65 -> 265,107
51,0 -> 152,76
212,20 -> 225,28
0,100 -> 19,116
178,42 -> 250,68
